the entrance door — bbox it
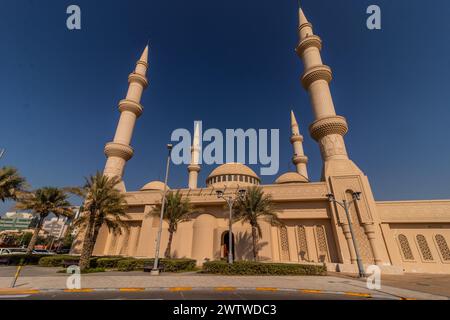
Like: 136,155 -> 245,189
223,231 -> 235,260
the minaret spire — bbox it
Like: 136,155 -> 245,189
188,121 -> 201,189
298,7 -> 308,26
295,7 -> 349,166
290,110 -> 309,179
103,45 -> 150,191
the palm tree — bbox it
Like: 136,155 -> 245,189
15,187 -> 74,254
148,190 -> 195,258
234,186 -> 283,261
0,166 -> 26,202
73,172 -> 129,271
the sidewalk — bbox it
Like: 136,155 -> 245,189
0,267 -> 447,300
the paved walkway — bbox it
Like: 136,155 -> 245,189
0,266 -> 448,300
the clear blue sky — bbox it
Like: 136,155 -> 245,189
1,0 -> 450,213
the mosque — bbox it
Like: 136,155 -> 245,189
75,8 -> 450,274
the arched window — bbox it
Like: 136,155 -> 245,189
398,234 -> 414,261
279,226 -> 290,261
296,225 -> 309,262
435,234 -> 450,261
315,225 -> 329,262
416,234 -> 433,261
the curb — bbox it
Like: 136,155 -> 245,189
0,287 -> 407,299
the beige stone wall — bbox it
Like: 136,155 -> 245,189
88,188 -> 450,274
378,201 -> 450,274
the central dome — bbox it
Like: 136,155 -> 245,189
140,180 -> 170,191
206,162 -> 260,188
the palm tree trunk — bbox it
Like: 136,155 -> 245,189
26,216 -> 44,255
164,230 -> 174,259
87,219 -> 103,258
79,214 -> 95,271
251,225 -> 259,261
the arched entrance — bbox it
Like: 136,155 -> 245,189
222,231 -> 235,260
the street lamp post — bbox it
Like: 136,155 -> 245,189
151,144 -> 173,276
216,189 -> 246,264
326,191 -> 366,278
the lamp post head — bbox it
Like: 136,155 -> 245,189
352,192 -> 361,201
167,144 -> 173,150
326,193 -> 335,202
216,190 -> 224,199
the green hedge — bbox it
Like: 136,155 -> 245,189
0,254 -> 48,266
38,255 -> 122,268
38,255 -> 78,267
202,261 -> 327,276
117,258 -> 196,272
96,257 -> 126,269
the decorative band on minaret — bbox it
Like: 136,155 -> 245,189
103,46 -> 149,189
296,8 -> 349,162
187,121 -> 201,189
290,110 -> 309,179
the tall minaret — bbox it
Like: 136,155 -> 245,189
295,8 -> 350,166
187,121 -> 201,189
103,46 -> 149,190
290,110 -> 309,179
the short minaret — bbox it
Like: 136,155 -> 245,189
290,110 -> 309,179
103,46 -> 149,190
187,122 -> 201,189
295,8 -> 349,163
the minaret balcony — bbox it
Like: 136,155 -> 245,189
104,142 -> 134,161
296,35 -> 322,56
128,72 -> 149,88
301,65 -> 332,89
309,116 -> 348,142
118,99 -> 144,117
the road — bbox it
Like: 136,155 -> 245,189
0,288 -> 384,300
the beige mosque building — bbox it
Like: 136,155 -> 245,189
77,8 -> 450,274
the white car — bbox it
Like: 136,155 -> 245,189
0,248 -> 27,255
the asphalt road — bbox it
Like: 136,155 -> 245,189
0,289 -> 381,300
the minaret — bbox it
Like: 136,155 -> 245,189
187,121 -> 201,189
295,8 -> 350,165
103,46 -> 149,190
290,110 -> 309,179
295,8 -> 386,267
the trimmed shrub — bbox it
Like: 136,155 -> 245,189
38,255 -> 122,268
0,254 -> 48,266
117,258 -> 149,271
117,258 -> 196,272
202,261 -> 327,276
96,257 -> 126,269
38,255 -> 78,267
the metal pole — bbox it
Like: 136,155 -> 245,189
342,200 -> 365,278
227,198 -> 233,264
151,145 -> 172,276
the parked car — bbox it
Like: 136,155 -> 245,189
56,248 -> 71,254
32,249 -> 56,255
0,248 -> 27,255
